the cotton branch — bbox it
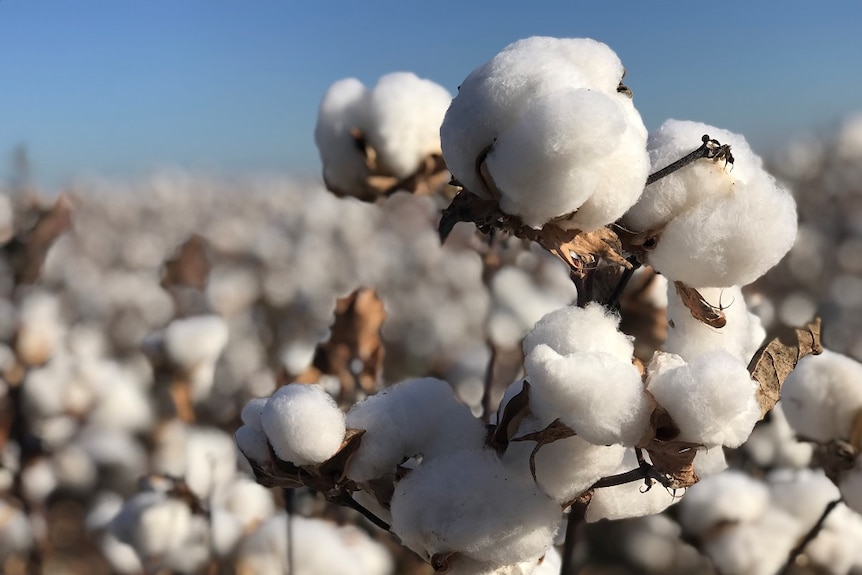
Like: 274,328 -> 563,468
778,498 -> 842,575
645,134 -> 734,186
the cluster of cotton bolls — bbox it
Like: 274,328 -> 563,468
754,112 -> 862,359
316,72 -> 452,200
678,469 -> 862,575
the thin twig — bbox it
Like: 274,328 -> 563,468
779,498 -> 842,575
605,257 -> 642,311
481,340 -> 499,422
559,500 -> 589,575
330,491 -> 392,531
283,488 -> 295,575
645,135 -> 733,186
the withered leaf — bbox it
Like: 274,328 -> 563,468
673,281 -> 727,329
316,428 -> 366,484
511,418 -> 577,482
160,234 -> 210,290
850,408 -> 862,453
639,405 -> 701,489
748,318 -> 822,418
364,475 -> 397,510
536,226 -> 631,279
488,380 -> 531,454
4,195 -> 73,284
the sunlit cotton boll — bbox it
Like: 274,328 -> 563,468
390,448 -> 560,568
523,303 -> 634,363
677,471 -> 770,539
525,345 -> 652,446
363,72 -> 451,178
441,36 -> 649,230
345,377 -> 486,482
646,351 -> 760,447
314,78 -> 371,196
260,383 -> 346,466
781,349 -> 862,443
625,119 -> 797,288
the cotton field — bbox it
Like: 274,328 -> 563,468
2,35 -> 862,575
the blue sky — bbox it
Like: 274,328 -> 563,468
1,1 -> 861,189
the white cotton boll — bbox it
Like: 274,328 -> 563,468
523,303 -> 634,362
314,78 -> 371,195
533,547 -> 562,575
781,350 -> 862,442
235,424 -> 270,464
692,446 -> 728,478
345,378 -> 486,482
585,452 -> 678,522
21,459 -> 58,503
646,172 -> 797,287
744,402 -> 813,468
223,477 -> 276,529
704,507 -> 802,575
52,443 -> 98,492
804,504 -> 862,575
529,432 -> 627,503
647,351 -> 760,447
152,422 -> 238,501
839,461 -> 862,515
0,499 -> 34,558
767,468 -> 840,527
210,507 -> 243,557
261,383 -> 346,466
526,345 -> 651,446
624,120 -> 763,231
163,314 -> 229,369
391,448 -> 559,567
99,533 -> 143,575
364,72 -> 450,178
335,524 -> 395,575
677,471 -> 769,538
16,290 -> 66,366
664,285 -> 765,364
87,364 -> 153,433
240,397 -> 268,430
486,88 -> 647,230
441,36 -> 647,226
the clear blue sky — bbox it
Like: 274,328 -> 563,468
2,1 -> 861,189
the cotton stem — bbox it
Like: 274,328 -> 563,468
779,498 -> 842,575
645,135 -> 733,186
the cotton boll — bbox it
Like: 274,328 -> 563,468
523,303 -> 634,362
16,290 -> 66,366
260,383 -> 346,466
526,345 -> 652,446
703,507 -> 802,575
364,72 -> 450,178
345,378 -> 486,482
441,36 -> 646,223
803,503 -> 862,575
692,446 -> 728,478
486,88 -> 647,230
647,351 -> 760,447
646,172 -> 797,287
664,285 -> 765,364
240,397 -> 268,430
390,448 -> 559,567
767,468 -> 840,527
585,452 -> 678,522
744,402 -> 813,468
223,477 -> 276,529
530,432 -> 628,503
21,459 -> 58,503
98,533 -> 143,575
163,314 -> 229,370
152,423 -> 238,501
781,350 -> 862,442
0,499 -> 34,558
210,507 -> 243,557
314,78 -> 371,196
677,471 -> 769,538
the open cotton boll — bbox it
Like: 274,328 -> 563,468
526,345 -> 652,446
645,173 -> 797,287
767,468 -> 840,527
345,377 -> 486,482
441,35 -> 647,222
692,446 -> 728,478
314,78 -> 371,196
163,314 -> 229,369
260,383 -> 346,466
364,72 -> 451,179
647,350 -> 760,447
585,451 -> 678,522
0,499 -> 34,559
703,507 -> 803,575
665,286 -> 765,364
390,448 -> 559,568
804,504 -> 862,575
781,350 -> 862,442
235,424 -> 269,464
677,471 -> 769,538
523,303 -> 634,363
624,119 -> 763,232
485,88 -> 648,230
744,402 -> 813,468
240,397 -> 268,430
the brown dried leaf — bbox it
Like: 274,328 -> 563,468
511,419 -> 577,482
4,195 -> 72,284
748,318 -> 823,418
639,405 -> 700,489
160,234 -> 210,290
673,281 -> 727,329
488,380 -> 531,454
536,226 -> 631,279
364,475 -> 397,510
169,377 -> 196,423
